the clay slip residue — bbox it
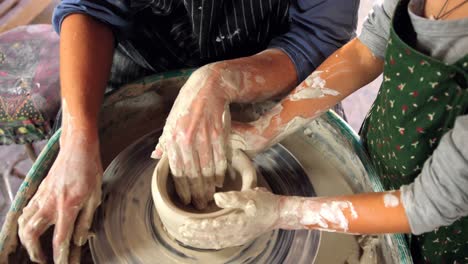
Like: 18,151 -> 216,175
383,193 -> 399,208
289,71 -> 340,101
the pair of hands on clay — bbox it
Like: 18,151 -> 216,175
14,61 -> 271,263
153,65 -> 267,209
18,129 -> 102,263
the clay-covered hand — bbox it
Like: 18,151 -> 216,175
152,65 -> 233,210
17,133 -> 102,264
178,188 -> 282,249
229,121 -> 271,156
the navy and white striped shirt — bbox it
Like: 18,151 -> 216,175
53,0 -> 359,82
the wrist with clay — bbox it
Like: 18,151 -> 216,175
59,122 -> 100,155
207,61 -> 266,103
60,123 -> 99,144
276,196 -> 308,230
60,101 -> 100,149
229,125 -> 270,155
191,64 -> 232,102
235,108 -> 285,153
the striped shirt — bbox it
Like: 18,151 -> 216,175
53,0 -> 358,82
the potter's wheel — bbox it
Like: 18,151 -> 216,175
90,130 -> 320,263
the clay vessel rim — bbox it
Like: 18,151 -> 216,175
153,156 -> 231,218
152,152 -> 257,218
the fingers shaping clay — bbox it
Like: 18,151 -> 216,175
151,149 -> 257,248
90,129 -> 320,263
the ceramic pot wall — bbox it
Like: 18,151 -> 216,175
151,149 -> 257,248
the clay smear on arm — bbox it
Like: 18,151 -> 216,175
277,191 -> 410,234
277,197 -> 358,233
235,39 -> 384,152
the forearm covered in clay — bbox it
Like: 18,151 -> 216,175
232,38 -> 384,151
179,189 -> 410,249
208,48 -> 298,103
401,115 -> 468,235
277,191 -> 411,234
15,14 -> 114,264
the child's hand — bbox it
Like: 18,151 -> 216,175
178,188 -> 281,249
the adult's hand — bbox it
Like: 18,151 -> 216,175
153,50 -> 298,210
18,131 -> 102,263
17,12 -> 115,263
153,65 -> 233,209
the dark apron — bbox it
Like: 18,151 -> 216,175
361,0 -> 468,262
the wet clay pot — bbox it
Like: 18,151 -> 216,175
151,149 -> 257,248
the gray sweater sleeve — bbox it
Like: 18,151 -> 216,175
358,0 -> 398,58
401,115 -> 468,235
